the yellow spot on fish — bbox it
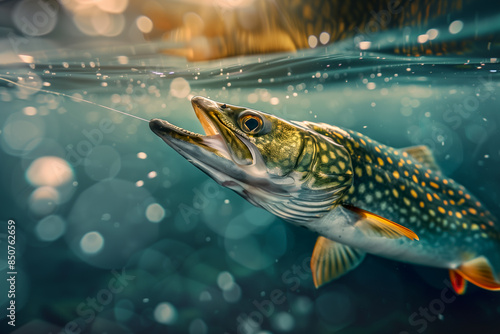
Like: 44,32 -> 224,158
414,169 -> 420,175
400,185 -> 405,191
475,201 -> 482,207
330,166 -> 340,173
438,207 -> 446,214
404,197 -> 411,206
392,189 -> 399,198
320,143 -> 327,150
458,190 -> 464,195
392,171 -> 400,179
450,200 -> 455,205
360,138 -> 366,146
375,175 -> 383,183
458,198 -> 465,205
443,200 -> 448,205
448,190 -> 454,196
404,171 -> 409,177
321,155 -> 329,163
355,167 -> 363,177
456,212 -> 463,219
411,189 -> 418,198
421,181 -> 426,187
402,152 -> 408,157
430,182 -> 439,189
339,161 -> 346,170
377,157 -> 384,166
412,175 -> 418,183
419,201 -> 425,208
387,157 -> 393,164
488,221 -> 494,226
425,173 -> 430,178
365,155 -> 372,163
426,193 -> 433,202
429,209 -> 436,216
469,208 -> 477,215
448,210 -> 453,216
471,224 -> 479,230
366,165 -> 372,176
433,193 -> 440,200
462,223 -> 468,229
329,151 -> 336,159
406,159 -> 412,164
375,147 -> 381,153
465,194 -> 471,200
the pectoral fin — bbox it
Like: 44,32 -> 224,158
454,256 -> 500,291
311,236 -> 366,288
344,205 -> 419,241
449,269 -> 467,295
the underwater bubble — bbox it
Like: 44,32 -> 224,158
224,235 -> 274,270
145,203 -> 165,223
272,312 -> 295,332
189,319 -> 208,334
35,215 -> 66,242
222,283 -> 241,303
114,299 -> 135,322
217,271 -> 234,290
199,291 -> 212,302
308,35 -> 318,48
29,186 -> 59,216
292,296 -> 313,315
154,302 -> 177,325
1,112 -> 45,156
136,15 -> 153,33
80,231 -> 105,254
13,0 -> 58,36
84,145 -> 121,181
67,179 -> 158,268
26,156 -> 74,187
427,28 -> 439,40
137,152 -> 147,159
23,106 -> 37,116
449,20 -> 464,34
170,78 -> 191,98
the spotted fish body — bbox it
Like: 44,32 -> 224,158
150,96 -> 500,293
301,122 -> 500,269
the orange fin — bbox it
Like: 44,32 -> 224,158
456,256 -> 500,291
449,269 -> 467,295
344,205 -> 419,241
310,236 -> 365,289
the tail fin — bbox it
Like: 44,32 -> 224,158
450,256 -> 500,293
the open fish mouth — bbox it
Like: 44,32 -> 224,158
149,96 -> 251,164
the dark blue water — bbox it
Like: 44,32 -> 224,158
1,11 -> 500,334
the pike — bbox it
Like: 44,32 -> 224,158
150,96 -> 500,294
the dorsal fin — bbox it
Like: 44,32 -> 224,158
310,236 -> 366,288
344,205 -> 419,241
400,145 -> 441,172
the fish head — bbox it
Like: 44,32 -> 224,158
150,96 -> 353,224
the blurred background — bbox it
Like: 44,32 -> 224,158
0,0 -> 500,333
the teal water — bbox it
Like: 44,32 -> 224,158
1,27 -> 500,334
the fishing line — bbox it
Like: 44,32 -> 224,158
0,76 -> 150,123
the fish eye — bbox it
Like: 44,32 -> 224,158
221,104 -> 227,109
239,114 -> 263,134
